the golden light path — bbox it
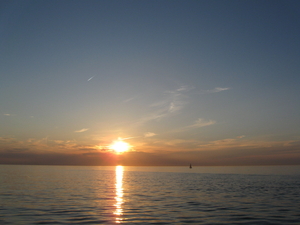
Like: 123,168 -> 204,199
114,165 -> 124,223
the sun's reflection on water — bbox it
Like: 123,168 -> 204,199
114,165 -> 123,223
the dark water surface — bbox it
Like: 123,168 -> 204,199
1,165 -> 300,224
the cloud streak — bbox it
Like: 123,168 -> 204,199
144,132 -> 157,137
189,118 -> 216,128
135,85 -> 192,126
87,76 -> 94,81
206,87 -> 230,93
75,128 -> 89,133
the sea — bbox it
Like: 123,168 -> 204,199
1,165 -> 300,224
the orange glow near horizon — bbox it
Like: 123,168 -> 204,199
114,165 -> 124,223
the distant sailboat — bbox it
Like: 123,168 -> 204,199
189,164 -> 192,169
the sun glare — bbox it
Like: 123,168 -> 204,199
110,140 -> 130,153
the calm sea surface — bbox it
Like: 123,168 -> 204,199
1,165 -> 300,224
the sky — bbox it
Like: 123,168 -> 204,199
1,0 -> 300,166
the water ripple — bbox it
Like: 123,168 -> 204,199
1,166 -> 300,224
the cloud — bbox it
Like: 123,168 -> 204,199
123,97 -> 136,103
176,85 -> 194,92
87,76 -> 94,81
120,136 -> 137,140
0,137 -> 15,142
206,87 -> 230,93
189,118 -> 216,128
136,85 -> 192,126
166,118 -> 216,134
195,135 -> 295,151
0,151 -> 119,166
123,95 -> 140,103
1,135 -> 300,166
144,132 -> 156,138
168,102 -> 176,113
237,135 -> 245,139
74,128 -> 89,133
4,114 -> 12,116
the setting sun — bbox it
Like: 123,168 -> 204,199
109,140 -> 131,153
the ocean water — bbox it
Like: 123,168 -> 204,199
0,165 -> 300,224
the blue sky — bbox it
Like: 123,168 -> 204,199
1,0 -> 300,165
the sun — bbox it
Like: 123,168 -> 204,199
109,139 -> 131,153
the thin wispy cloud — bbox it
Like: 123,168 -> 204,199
237,135 -> 245,139
164,118 -> 216,134
75,128 -> 89,133
87,76 -> 94,81
4,114 -> 12,116
176,85 -> 194,92
189,118 -> 216,128
123,97 -> 137,103
144,132 -> 157,137
196,135 -> 286,151
136,85 -> 192,126
135,110 -> 167,125
206,87 -> 230,93
0,137 -> 15,142
166,85 -> 194,114
120,136 -> 137,140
